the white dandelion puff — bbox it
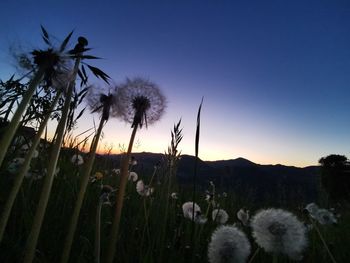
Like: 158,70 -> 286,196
71,154 -> 84,165
212,209 -> 229,224
237,208 -> 250,226
136,180 -> 153,196
171,192 -> 178,199
111,77 -> 166,128
251,208 -> 308,260
129,157 -> 137,166
112,168 -> 120,175
182,202 -> 201,220
305,203 -> 319,219
182,202 -> 207,224
128,171 -> 138,182
208,225 -> 251,263
315,209 -> 337,225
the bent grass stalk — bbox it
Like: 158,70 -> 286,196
0,67 -> 45,167
0,92 -> 61,242
23,57 -> 81,263
60,116 -> 106,263
106,124 -> 138,263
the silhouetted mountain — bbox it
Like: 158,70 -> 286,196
105,152 -> 320,205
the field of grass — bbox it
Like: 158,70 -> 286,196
0,144 -> 349,262
0,28 -> 349,263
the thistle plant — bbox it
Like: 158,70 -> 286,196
0,26 -> 71,167
106,77 -> 166,263
60,87 -> 115,263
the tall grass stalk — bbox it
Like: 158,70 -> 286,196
23,57 -> 81,263
191,98 -> 203,257
106,124 -> 138,263
0,92 -> 61,242
0,67 -> 46,167
60,116 -> 106,263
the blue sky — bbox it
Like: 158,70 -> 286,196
1,0 -> 349,166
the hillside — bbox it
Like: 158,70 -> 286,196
104,152 -> 320,205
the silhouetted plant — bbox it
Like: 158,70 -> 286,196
0,26 -> 72,167
319,154 -> 350,203
23,31 -> 110,263
60,87 -> 115,263
106,77 -> 166,263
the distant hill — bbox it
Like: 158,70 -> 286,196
104,152 -> 320,206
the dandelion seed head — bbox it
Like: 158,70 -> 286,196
128,171 -> 138,182
112,168 -> 120,175
208,225 -> 251,263
71,154 -> 84,165
171,192 -> 178,199
130,156 -> 138,166
212,209 -> 229,224
111,77 -> 166,128
136,180 -> 153,196
237,208 -> 250,226
251,208 -> 307,260
87,85 -> 115,121
316,209 -> 337,225
305,203 -> 319,219
182,202 -> 206,223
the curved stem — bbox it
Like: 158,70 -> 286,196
60,117 -> 105,263
0,92 -> 61,242
106,124 -> 138,263
0,67 -> 45,168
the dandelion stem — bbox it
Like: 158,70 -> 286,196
311,218 -> 337,263
0,67 -> 45,168
60,117 -> 106,263
106,124 -> 138,263
23,57 -> 81,263
247,247 -> 260,263
94,197 -> 103,263
0,92 -> 61,243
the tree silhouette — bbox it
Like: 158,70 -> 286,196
319,154 -> 350,202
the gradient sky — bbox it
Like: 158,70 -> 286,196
1,0 -> 349,167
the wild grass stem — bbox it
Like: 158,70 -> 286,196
0,67 -> 45,167
0,92 -> 61,242
191,98 -> 203,260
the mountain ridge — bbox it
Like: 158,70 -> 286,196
102,152 -> 320,205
